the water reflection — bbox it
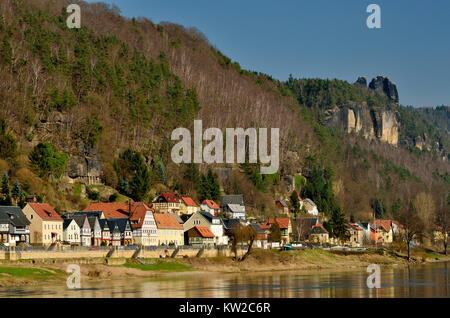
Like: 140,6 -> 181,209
0,262 -> 448,298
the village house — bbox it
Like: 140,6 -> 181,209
71,215 -> 92,246
374,220 -> 394,244
348,223 -> 364,247
153,213 -> 184,246
62,218 -> 80,245
186,226 -> 215,247
310,224 -> 329,245
128,203 -> 158,247
98,219 -> 111,246
183,211 -> 228,246
261,218 -> 292,244
153,193 -> 181,214
88,216 -> 102,246
220,195 -> 246,219
301,198 -> 319,216
180,197 -> 200,215
355,222 -> 371,245
200,200 -> 220,216
275,199 -> 289,215
22,203 -> 63,246
249,223 -> 268,249
0,206 -> 30,246
107,218 -> 133,246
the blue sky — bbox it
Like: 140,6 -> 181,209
85,0 -> 450,107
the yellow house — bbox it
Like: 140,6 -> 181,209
22,203 -> 63,246
180,197 -> 200,215
310,224 -> 329,245
153,213 -> 184,246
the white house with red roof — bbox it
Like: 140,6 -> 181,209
180,197 -> 200,215
153,193 -> 180,214
200,200 -> 220,216
261,217 -> 292,244
23,203 -> 63,245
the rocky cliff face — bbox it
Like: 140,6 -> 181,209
368,76 -> 399,103
325,103 -> 399,146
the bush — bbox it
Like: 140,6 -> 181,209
109,193 -> 118,202
88,190 -> 100,201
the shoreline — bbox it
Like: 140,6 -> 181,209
0,249 -> 449,288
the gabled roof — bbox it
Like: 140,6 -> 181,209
220,195 -> 244,207
349,223 -> 363,231
107,218 -> 131,233
88,216 -> 100,229
63,218 -> 76,230
375,220 -> 392,232
222,218 -> 241,230
250,223 -> 266,235
199,211 -> 219,224
227,204 -> 245,213
99,219 -> 110,231
0,206 -> 30,227
72,215 -> 90,229
192,226 -> 215,238
127,202 -> 153,229
27,203 -> 62,221
263,217 -> 290,229
154,213 -> 183,229
158,193 -> 179,203
311,224 -> 328,234
202,200 -> 219,209
83,203 -> 130,219
169,213 -> 184,224
181,197 -> 198,207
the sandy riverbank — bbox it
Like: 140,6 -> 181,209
0,248 -> 448,287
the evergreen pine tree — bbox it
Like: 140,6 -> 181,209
1,172 -> 9,196
11,180 -> 23,202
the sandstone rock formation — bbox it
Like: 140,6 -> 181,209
66,155 -> 102,185
354,76 -> 367,87
369,76 -> 399,103
325,102 -> 399,146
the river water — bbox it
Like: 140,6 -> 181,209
1,262 -> 449,298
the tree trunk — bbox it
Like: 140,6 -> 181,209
239,237 -> 254,262
407,240 -> 411,261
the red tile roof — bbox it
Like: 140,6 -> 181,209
159,193 -> 179,203
83,202 -> 130,219
350,223 -> 363,231
375,220 -> 392,232
128,202 -> 154,229
263,217 -> 290,229
154,213 -> 183,229
202,200 -> 219,210
193,226 -> 215,238
181,197 -> 198,207
28,203 -> 62,220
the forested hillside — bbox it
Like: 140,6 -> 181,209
0,0 -> 448,222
